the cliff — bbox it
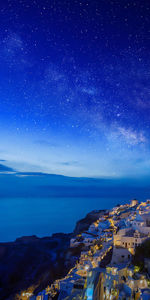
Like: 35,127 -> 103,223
74,209 -> 106,234
0,210 -> 106,299
0,234 -> 74,299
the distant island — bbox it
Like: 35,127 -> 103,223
1,199 -> 150,299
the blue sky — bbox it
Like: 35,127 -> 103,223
0,0 -> 150,177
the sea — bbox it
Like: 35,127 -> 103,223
0,196 -> 128,242
0,173 -> 149,242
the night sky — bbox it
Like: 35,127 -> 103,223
0,0 -> 150,177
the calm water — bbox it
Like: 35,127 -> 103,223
0,196 -> 127,242
0,174 -> 149,242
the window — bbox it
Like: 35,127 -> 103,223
128,255 -> 130,259
121,255 -> 124,258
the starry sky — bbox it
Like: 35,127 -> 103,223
0,0 -> 150,177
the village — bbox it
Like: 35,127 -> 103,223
21,199 -> 150,300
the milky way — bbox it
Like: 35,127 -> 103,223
0,0 -> 150,177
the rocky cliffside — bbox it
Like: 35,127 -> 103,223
74,210 -> 106,234
0,234 -> 75,300
0,210 -> 105,299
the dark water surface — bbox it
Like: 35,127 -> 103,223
0,173 -> 150,241
0,196 -> 126,242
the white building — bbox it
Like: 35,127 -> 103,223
131,212 -> 150,235
114,228 -> 148,254
111,246 -> 132,264
130,199 -> 138,207
132,212 -> 145,228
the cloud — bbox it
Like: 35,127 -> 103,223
116,127 -> 146,145
15,172 -> 48,177
0,163 -> 15,173
58,161 -> 79,166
